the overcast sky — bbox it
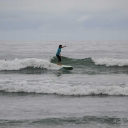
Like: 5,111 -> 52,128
0,0 -> 128,40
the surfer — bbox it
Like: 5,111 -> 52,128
56,45 -> 66,65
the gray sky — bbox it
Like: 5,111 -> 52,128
0,0 -> 128,40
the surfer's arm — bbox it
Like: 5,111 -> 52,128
61,46 -> 66,48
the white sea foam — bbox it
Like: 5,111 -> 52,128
0,58 -> 60,70
92,58 -> 128,66
0,79 -> 128,96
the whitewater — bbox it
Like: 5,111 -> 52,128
0,74 -> 128,96
0,40 -> 128,128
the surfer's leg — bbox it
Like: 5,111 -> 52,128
58,56 -> 62,65
59,56 -> 61,63
56,55 -> 61,65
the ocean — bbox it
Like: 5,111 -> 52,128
0,40 -> 128,128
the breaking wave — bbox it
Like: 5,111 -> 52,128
92,58 -> 128,67
0,57 -> 128,74
0,79 -> 128,96
0,58 -> 60,71
51,56 -> 128,67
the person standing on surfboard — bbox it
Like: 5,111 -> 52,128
56,45 -> 66,65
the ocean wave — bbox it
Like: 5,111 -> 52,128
1,116 -> 127,125
92,58 -> 128,66
50,56 -> 128,74
0,57 -> 128,74
0,58 -> 60,71
51,56 -> 128,67
0,79 -> 128,96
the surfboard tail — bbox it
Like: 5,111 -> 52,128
61,65 -> 73,70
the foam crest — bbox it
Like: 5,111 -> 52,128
0,58 -> 60,70
0,79 -> 128,96
92,58 -> 128,66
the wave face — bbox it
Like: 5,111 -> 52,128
52,56 -> 128,67
51,57 -> 128,74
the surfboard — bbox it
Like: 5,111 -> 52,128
59,65 -> 73,70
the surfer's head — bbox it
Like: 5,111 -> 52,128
59,45 -> 62,48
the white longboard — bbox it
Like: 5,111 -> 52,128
59,65 -> 73,70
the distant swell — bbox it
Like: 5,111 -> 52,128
0,116 -> 127,126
